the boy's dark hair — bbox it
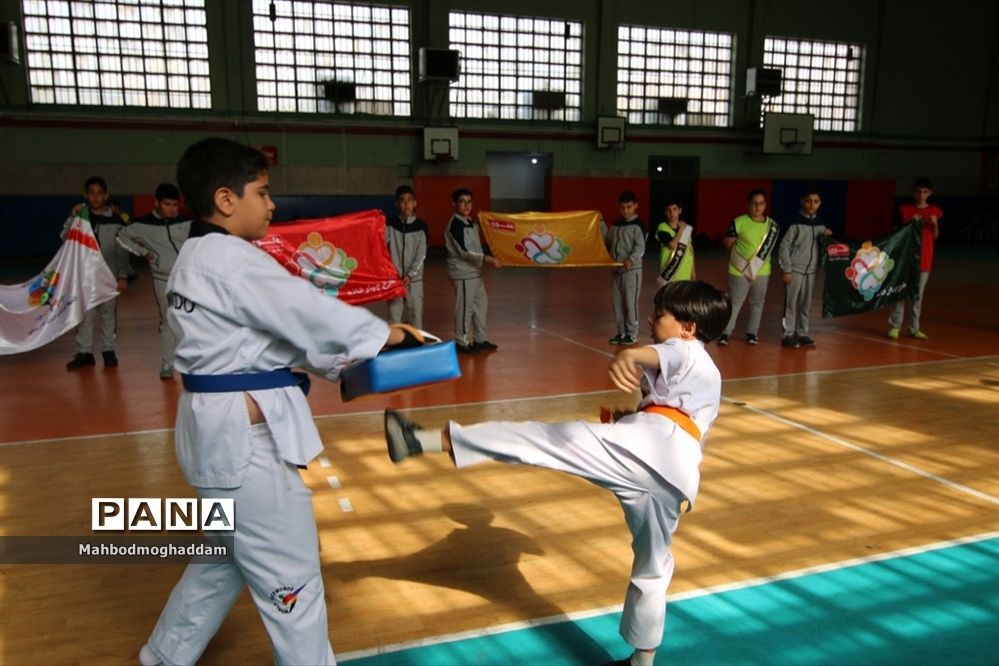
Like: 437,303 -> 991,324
84,176 -> 108,192
913,177 -> 933,190
176,138 -> 269,218
452,188 -> 473,203
664,199 -> 683,209
800,188 -> 821,199
747,188 -> 767,202
155,183 -> 181,201
654,280 -> 732,343
395,185 -> 415,199
618,190 -> 638,204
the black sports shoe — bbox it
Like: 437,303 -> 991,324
474,340 -> 498,351
781,336 -> 800,349
384,409 -> 425,463
608,334 -> 624,345
797,335 -> 817,346
66,352 -> 96,370
619,334 -> 637,345
745,333 -> 759,345
102,350 -> 119,367
716,334 -> 729,346
455,342 -> 480,354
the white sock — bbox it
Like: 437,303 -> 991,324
631,650 -> 655,666
415,429 -> 443,453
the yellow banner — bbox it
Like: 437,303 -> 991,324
478,211 -> 621,268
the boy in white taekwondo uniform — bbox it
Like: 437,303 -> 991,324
384,280 -> 732,666
138,138 -> 413,666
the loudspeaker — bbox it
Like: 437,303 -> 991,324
656,97 -> 688,115
419,48 -> 460,82
0,22 -> 20,64
746,67 -> 781,97
323,81 -> 356,104
532,90 -> 566,111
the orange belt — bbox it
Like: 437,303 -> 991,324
641,405 -> 701,441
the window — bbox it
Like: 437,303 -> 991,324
21,0 -> 211,108
449,11 -> 583,122
763,36 -> 863,131
252,0 -> 411,115
617,25 -> 734,127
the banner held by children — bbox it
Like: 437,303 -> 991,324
254,209 -> 405,305
478,210 -> 620,268
821,222 -> 921,319
0,216 -> 119,355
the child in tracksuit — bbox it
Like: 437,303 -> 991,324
138,138 -> 414,666
384,280 -> 731,666
63,176 -> 130,370
777,189 -> 832,348
386,185 -> 429,329
444,188 -> 502,353
603,190 -> 646,345
115,183 -> 192,378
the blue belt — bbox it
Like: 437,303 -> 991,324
181,368 -> 311,395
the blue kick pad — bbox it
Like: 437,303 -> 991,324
341,341 -> 461,401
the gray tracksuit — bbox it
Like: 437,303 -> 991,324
61,209 -> 128,353
603,216 -> 646,338
777,213 -> 827,337
445,214 -> 489,345
385,214 -> 428,329
116,213 -> 192,369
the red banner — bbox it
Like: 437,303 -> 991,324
254,209 -> 405,304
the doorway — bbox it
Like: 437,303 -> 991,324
486,152 -> 553,213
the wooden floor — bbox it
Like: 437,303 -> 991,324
1,247 -> 997,664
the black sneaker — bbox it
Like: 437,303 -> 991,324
797,335 -> 817,346
608,334 -> 624,345
102,350 -> 119,367
745,333 -> 759,345
474,340 -> 498,352
66,352 -> 96,370
384,409 -> 425,463
455,342 -> 480,354
716,334 -> 729,346
619,334 -> 637,345
781,336 -> 800,349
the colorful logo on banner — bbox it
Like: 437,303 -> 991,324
821,222 -> 920,319
478,210 -> 619,268
28,271 -> 61,307
844,241 -> 895,301
254,210 -> 405,305
513,224 -> 573,265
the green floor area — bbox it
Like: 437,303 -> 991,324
343,537 -> 999,666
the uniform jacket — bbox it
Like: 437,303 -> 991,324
116,212 -> 193,280
603,216 -> 646,274
385,215 -> 428,281
61,208 -> 129,279
444,214 -> 487,280
777,213 -> 827,275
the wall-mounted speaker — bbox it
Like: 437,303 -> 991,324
0,22 -> 20,64
323,81 -> 356,104
746,67 -> 781,97
532,90 -> 566,111
656,97 -> 688,115
419,48 -> 460,82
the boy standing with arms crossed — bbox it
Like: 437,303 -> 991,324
888,177 -> 942,340
604,191 -> 646,345
139,138 -> 412,666
384,280 -> 731,666
445,188 -> 502,353
116,183 -> 192,378
386,185 -> 429,329
777,189 -> 832,348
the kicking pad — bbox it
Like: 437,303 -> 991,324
340,340 -> 461,401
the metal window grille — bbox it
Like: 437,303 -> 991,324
21,0 -> 211,108
252,0 -> 411,115
448,11 -> 583,122
763,36 -> 863,132
616,25 -> 734,127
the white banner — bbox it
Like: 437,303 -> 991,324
0,217 -> 119,355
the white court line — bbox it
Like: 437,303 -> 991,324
723,396 -> 999,506
338,530 -> 999,661
529,324 -> 616,358
826,328 -> 964,358
4,357 -> 995,448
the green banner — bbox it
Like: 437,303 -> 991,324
821,222 -> 921,319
